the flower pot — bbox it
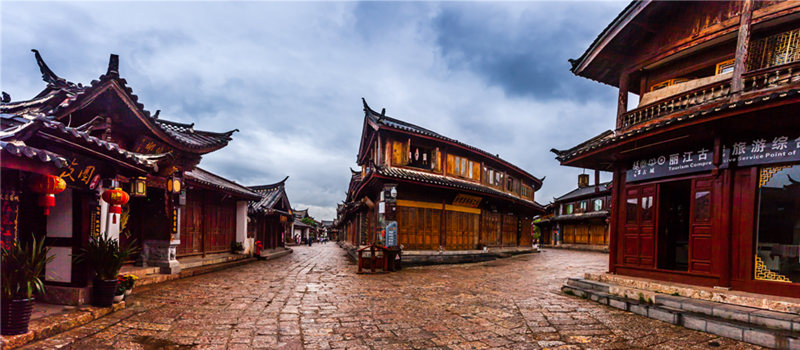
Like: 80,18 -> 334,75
124,288 -> 132,296
1,298 -> 34,335
113,294 -> 124,303
92,278 -> 118,307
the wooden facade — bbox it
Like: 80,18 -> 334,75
248,177 -> 293,251
555,1 -> 800,298
535,174 -> 611,248
0,51 -> 252,303
336,99 -> 544,253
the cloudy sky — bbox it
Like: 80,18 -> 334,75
2,1 -> 626,220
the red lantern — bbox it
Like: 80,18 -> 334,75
102,188 -> 129,223
29,175 -> 66,216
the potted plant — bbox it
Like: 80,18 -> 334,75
230,241 -> 244,254
113,283 -> 125,303
1,237 -> 54,335
119,274 -> 138,296
77,233 -> 137,307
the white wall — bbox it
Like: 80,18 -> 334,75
235,201 -> 250,253
46,189 -> 73,283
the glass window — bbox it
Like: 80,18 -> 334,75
594,199 -> 603,211
694,191 -> 711,222
755,165 -> 800,283
566,204 -> 573,215
641,195 -> 654,221
580,201 -> 587,211
626,197 -> 638,223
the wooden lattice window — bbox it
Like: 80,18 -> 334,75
748,28 -> 800,71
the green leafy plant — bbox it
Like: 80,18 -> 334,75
1,237 -> 54,300
77,233 -> 138,280
301,217 -> 316,226
230,241 -> 244,253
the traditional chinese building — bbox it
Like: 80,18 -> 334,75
0,50 -> 251,304
290,208 -> 318,243
338,99 -> 544,263
536,174 -> 611,251
248,177 -> 293,252
553,1 -> 800,298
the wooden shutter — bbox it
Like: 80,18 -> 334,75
392,141 -> 405,166
622,184 -> 656,267
688,177 -> 714,273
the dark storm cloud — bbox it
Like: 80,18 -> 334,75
432,2 -> 620,101
2,1 -> 627,219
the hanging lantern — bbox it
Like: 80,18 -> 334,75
131,177 -> 147,197
102,188 -> 129,223
166,175 -> 182,194
29,175 -> 66,216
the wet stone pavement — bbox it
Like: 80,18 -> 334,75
23,244 -> 760,350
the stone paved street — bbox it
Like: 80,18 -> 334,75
23,245 -> 760,349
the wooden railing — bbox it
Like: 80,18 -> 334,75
620,60 -> 800,131
620,78 -> 731,130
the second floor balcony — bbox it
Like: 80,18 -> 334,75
620,27 -> 800,131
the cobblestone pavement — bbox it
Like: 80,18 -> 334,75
23,245 -> 760,350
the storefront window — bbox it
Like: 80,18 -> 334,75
755,165 -> 800,283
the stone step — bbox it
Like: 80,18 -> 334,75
565,277 -> 611,294
655,293 -> 800,333
562,278 -> 800,349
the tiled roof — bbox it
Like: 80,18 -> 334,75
1,115 -> 158,171
362,99 -> 542,188
185,167 -> 260,200
374,166 -> 543,210
552,88 -> 800,163
555,182 -> 611,202
0,140 -> 68,169
551,210 -> 609,222
249,176 -> 291,214
0,50 -> 236,153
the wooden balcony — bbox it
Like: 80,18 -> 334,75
619,60 -> 800,131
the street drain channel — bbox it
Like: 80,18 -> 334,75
132,336 -> 193,349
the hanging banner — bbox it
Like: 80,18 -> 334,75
1,191 -> 20,250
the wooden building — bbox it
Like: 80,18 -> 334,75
0,51 -> 251,303
248,177 -> 293,252
535,174 -> 611,250
337,99 -> 543,261
553,1 -> 800,297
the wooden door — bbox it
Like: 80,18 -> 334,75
519,218 -> 532,246
445,211 -> 479,250
481,212 -> 502,246
589,223 -> 606,245
178,191 -> 203,256
688,177 -> 714,274
563,224 -> 575,244
398,206 -> 441,250
501,214 -> 517,246
622,184 -> 656,267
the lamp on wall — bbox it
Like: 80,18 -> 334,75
131,177 -> 147,197
166,174 -> 182,194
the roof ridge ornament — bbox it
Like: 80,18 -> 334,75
1,92 -> 9,103
31,49 -> 72,88
106,54 -> 119,77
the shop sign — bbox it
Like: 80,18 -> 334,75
1,191 -> 19,250
90,205 -> 102,237
452,194 -> 482,208
385,221 -> 398,247
627,135 -> 800,182
627,146 -> 718,182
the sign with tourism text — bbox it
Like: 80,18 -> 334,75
627,135 -> 800,182
626,146 -> 718,182
1,191 -> 19,250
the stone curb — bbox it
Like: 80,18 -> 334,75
0,302 -> 126,350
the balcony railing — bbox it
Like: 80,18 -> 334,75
620,61 -> 800,131
620,78 -> 731,130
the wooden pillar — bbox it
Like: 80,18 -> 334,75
607,166 -> 623,273
731,0 -> 754,94
616,72 -> 629,130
